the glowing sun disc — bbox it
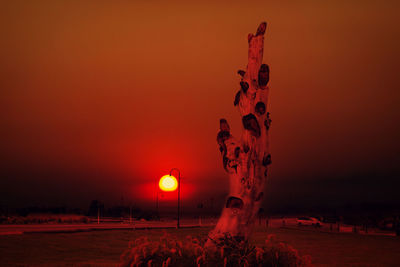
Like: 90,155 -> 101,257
159,175 -> 178,192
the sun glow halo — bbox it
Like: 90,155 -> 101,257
159,175 -> 178,192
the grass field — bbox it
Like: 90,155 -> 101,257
1,226 -> 399,266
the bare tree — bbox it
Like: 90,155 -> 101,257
208,22 -> 271,245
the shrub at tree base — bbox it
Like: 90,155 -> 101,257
120,233 -> 311,267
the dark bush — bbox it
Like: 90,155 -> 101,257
120,233 -> 311,267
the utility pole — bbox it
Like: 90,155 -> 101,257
97,205 -> 100,224
170,168 -> 181,229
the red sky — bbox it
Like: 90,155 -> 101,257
0,1 -> 399,210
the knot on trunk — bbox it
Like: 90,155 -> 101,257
237,70 -> 246,77
262,154 -> 272,166
217,130 -> 230,155
258,64 -> 269,88
242,113 -> 260,137
240,81 -> 249,93
234,91 -> 241,106
226,196 -> 244,209
255,102 -> 266,115
220,119 -> 230,132
264,112 -> 272,130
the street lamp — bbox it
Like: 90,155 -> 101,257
155,188 -> 165,220
155,180 -> 162,220
169,168 -> 181,229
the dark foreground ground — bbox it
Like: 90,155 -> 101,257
1,226 -> 400,266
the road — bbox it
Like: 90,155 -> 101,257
0,219 -> 217,235
0,217 -> 396,237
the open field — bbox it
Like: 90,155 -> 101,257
1,226 -> 400,266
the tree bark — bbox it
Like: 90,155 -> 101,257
208,22 -> 271,244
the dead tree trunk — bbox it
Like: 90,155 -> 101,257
208,22 -> 271,244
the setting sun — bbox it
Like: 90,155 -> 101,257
159,175 -> 178,192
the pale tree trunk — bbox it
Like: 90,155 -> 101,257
208,22 -> 271,245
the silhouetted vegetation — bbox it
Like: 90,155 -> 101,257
120,233 -> 311,267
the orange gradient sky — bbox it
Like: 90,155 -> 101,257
0,1 -> 399,209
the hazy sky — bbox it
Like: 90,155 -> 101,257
1,1 -> 399,210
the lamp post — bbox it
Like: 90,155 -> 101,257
155,180 -> 161,220
169,168 -> 181,229
155,190 -> 164,220
156,189 -> 159,218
